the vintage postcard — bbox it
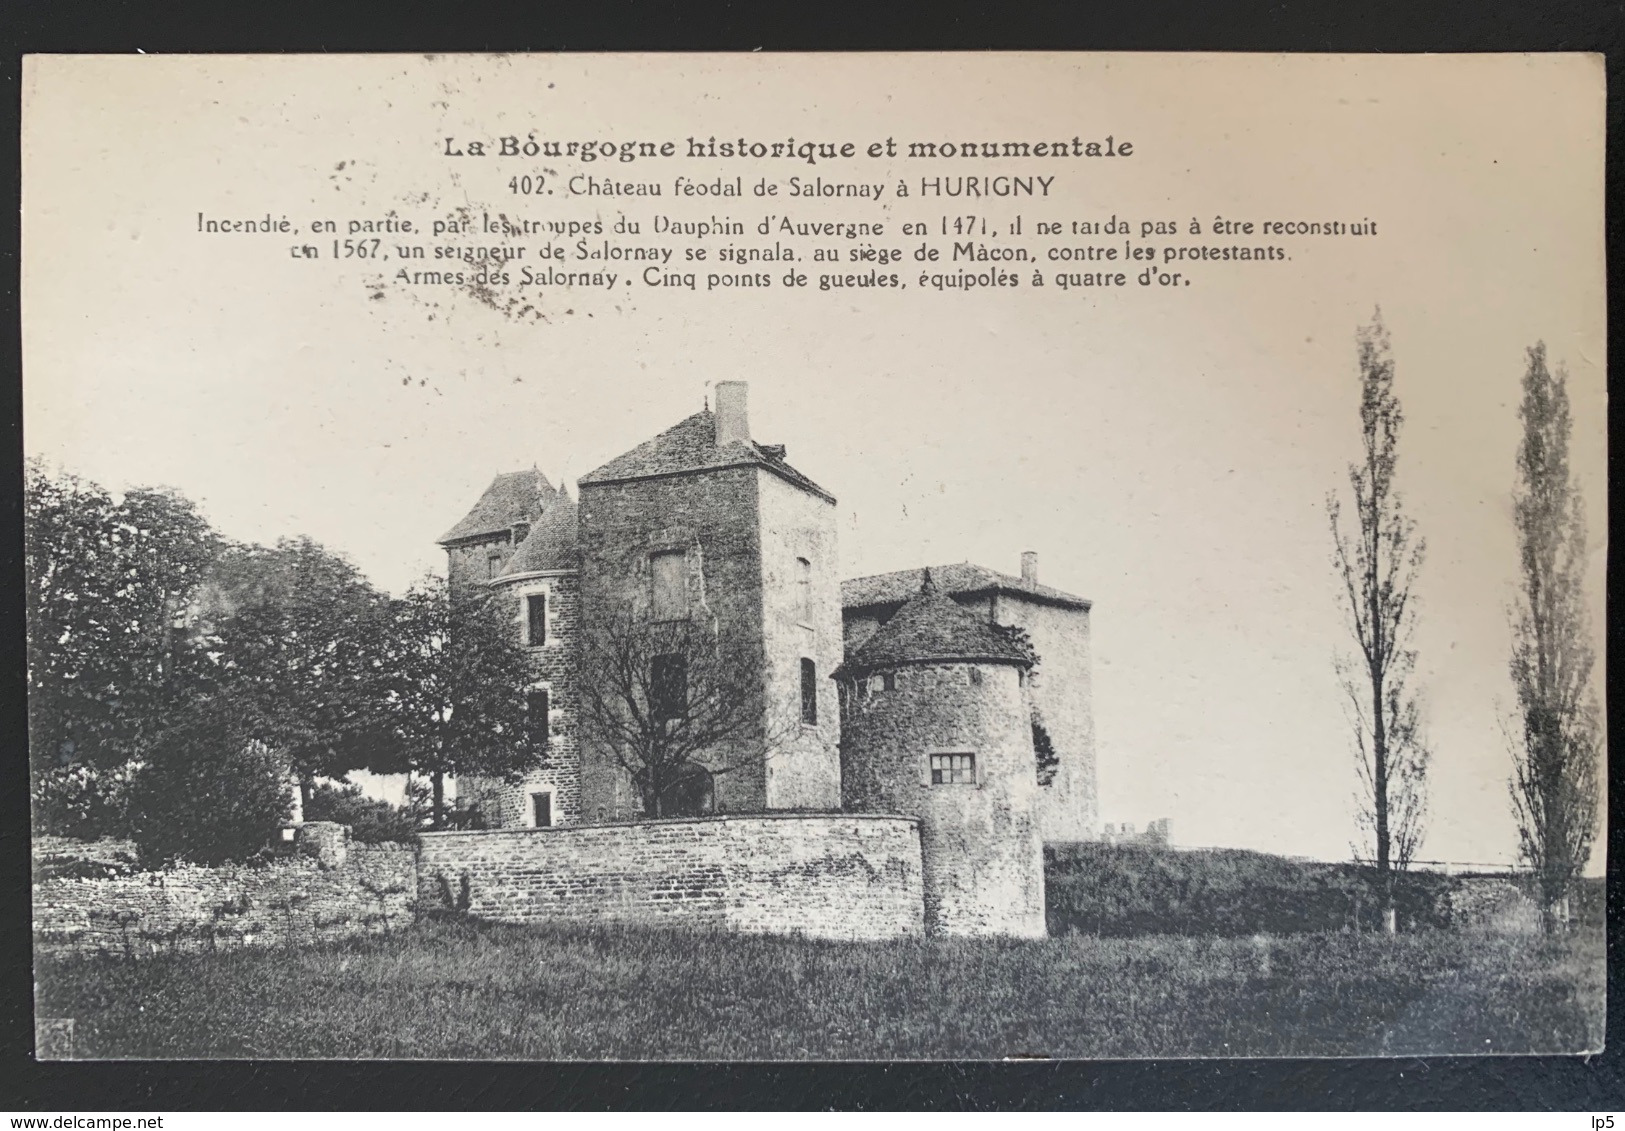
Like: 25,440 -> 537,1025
22,52 -> 1605,1060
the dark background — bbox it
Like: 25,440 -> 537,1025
1,0 -> 1621,1110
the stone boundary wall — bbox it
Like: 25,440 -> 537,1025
419,813 -> 925,941
33,836 -> 139,866
33,837 -> 416,958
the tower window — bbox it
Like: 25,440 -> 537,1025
526,593 -> 547,646
800,658 -> 818,725
651,551 -> 687,620
882,671 -> 896,692
527,688 -> 550,747
530,792 -> 553,828
486,550 -> 503,579
651,654 -> 687,721
796,556 -> 812,622
930,753 -> 976,785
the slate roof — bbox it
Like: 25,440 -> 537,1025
836,569 -> 1035,677
842,561 -> 1090,612
438,469 -> 557,545
497,487 -> 579,577
578,409 -> 835,503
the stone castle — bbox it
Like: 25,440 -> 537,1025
434,381 -> 1098,938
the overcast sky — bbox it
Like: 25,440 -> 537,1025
23,53 -> 1606,868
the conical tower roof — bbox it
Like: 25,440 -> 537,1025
497,486 -> 578,578
836,569 -> 1033,677
438,467 -> 556,544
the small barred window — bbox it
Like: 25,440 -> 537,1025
930,753 -> 976,785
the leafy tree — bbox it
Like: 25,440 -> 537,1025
199,537 -> 401,806
31,763 -> 138,841
577,605 -> 777,818
1326,310 -> 1430,925
25,464 -> 221,831
1507,343 -> 1600,932
303,780 -> 424,843
126,698 -> 293,866
383,575 -> 535,827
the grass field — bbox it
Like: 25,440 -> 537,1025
35,918 -> 1604,1060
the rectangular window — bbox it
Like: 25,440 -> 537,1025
531,792 -> 552,828
882,671 -> 896,692
651,653 -> 687,721
525,593 -> 547,646
651,551 -> 687,620
930,753 -> 976,785
800,658 -> 818,725
796,556 -> 812,622
487,551 -> 503,579
527,688 -> 550,747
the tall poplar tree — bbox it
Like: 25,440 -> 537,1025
1326,310 -> 1431,925
1507,342 -> 1599,931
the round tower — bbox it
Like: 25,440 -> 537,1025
835,570 -> 1046,938
469,486 -> 582,828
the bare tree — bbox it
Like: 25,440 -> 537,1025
1507,343 -> 1600,933
577,606 -> 777,818
1327,310 -> 1430,926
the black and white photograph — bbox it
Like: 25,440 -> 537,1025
20,51 -> 1607,1061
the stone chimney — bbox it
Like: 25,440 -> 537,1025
1020,550 -> 1038,584
715,381 -> 749,447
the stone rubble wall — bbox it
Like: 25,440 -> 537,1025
33,836 -> 139,867
34,815 -> 928,954
32,830 -> 416,958
418,813 -> 925,941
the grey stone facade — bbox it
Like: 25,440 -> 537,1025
576,466 -> 772,818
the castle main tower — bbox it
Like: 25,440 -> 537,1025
575,382 -> 843,820
836,571 -> 1047,938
